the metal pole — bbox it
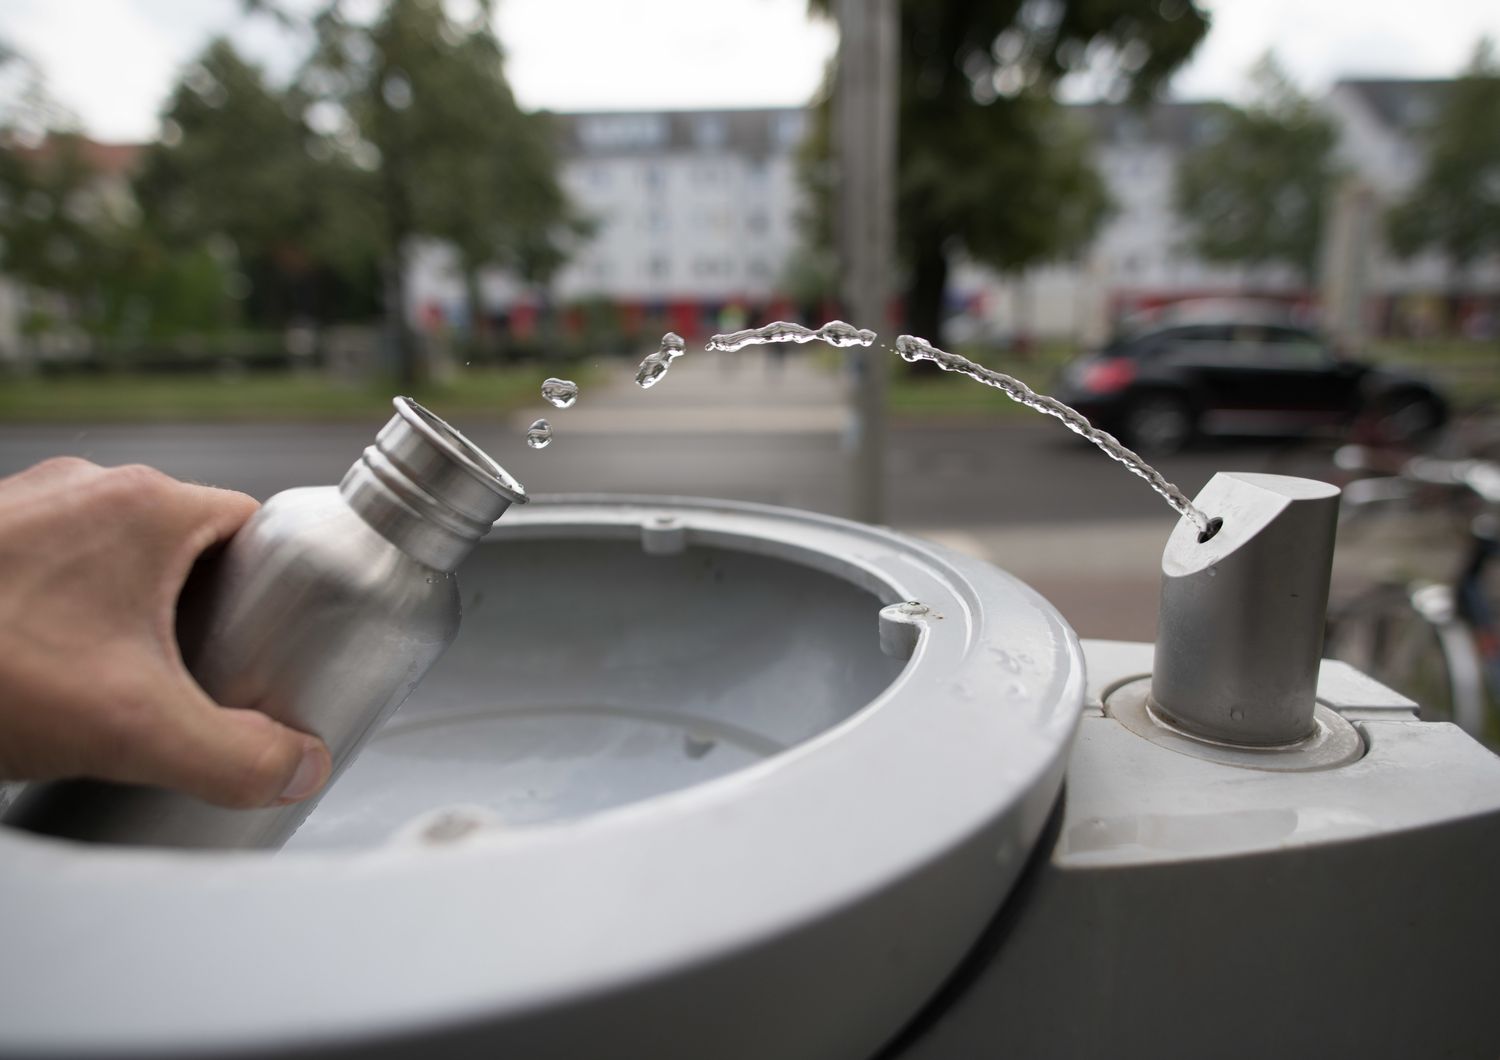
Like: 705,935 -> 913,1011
835,0 -> 897,524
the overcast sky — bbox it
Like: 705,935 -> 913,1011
3,0 -> 1499,142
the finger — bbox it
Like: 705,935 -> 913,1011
158,477 -> 261,551
104,681 -> 332,809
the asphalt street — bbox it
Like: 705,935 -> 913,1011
0,356 -> 1329,640
0,357 -> 1310,525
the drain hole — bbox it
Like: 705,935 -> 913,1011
1197,516 -> 1223,544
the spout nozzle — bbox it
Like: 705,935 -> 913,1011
1151,473 -> 1340,747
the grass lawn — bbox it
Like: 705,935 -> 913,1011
0,365 -> 581,423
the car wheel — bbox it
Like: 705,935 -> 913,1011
1375,392 -> 1446,445
1122,395 -> 1193,454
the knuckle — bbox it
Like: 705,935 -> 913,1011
109,463 -> 174,496
33,455 -> 97,477
95,464 -> 177,516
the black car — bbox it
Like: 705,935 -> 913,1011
1052,307 -> 1449,453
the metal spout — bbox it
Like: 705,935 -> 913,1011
1150,472 -> 1340,747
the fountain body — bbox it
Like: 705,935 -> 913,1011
1,484 -> 1498,1058
0,496 -> 1084,1059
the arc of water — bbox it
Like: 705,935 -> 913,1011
894,335 -> 1211,533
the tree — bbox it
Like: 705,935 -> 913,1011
286,0 -> 582,382
0,48 -> 143,348
136,39 -> 383,331
809,0 -> 1209,348
1387,39 -> 1500,280
1174,55 -> 1339,285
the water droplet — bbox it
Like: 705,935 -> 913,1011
891,334 -> 1211,534
704,319 -> 877,353
635,332 -> 686,389
541,377 -> 578,409
526,418 -> 552,449
1207,566 -> 1218,578
1230,708 -> 1244,721
683,731 -> 716,759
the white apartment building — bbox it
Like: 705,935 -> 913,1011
965,80 -> 1499,342
406,108 -> 811,324
357,85 -> 1500,343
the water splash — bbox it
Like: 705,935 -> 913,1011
893,335 -> 1210,532
541,377 -> 578,409
705,319 -> 877,352
526,418 -> 552,449
635,332 -> 687,389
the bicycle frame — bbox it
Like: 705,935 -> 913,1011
1455,519 -> 1500,731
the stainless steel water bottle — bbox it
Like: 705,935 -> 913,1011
4,397 -> 526,850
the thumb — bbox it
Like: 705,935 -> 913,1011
112,684 -> 333,810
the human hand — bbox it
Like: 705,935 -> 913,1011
0,458 -> 331,808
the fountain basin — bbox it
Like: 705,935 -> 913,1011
0,496 -> 1084,1059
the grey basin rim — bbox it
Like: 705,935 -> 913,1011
0,494 -> 1085,1056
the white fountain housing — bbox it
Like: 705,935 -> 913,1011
3,494 -> 1499,1059
0,496 -> 1084,1059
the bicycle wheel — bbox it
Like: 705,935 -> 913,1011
1326,584 -> 1457,723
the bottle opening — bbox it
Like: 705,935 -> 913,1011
395,397 -> 528,504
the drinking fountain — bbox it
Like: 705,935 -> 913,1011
2,452 -> 1498,1058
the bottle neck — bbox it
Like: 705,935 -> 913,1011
340,398 -> 527,572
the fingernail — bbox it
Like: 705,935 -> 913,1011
278,743 -> 329,804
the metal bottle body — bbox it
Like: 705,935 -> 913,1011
5,398 -> 523,849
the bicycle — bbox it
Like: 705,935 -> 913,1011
1323,446 -> 1500,745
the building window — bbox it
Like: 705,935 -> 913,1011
773,111 -> 807,148
579,114 -> 668,150
695,115 -> 728,148
648,256 -> 670,279
693,258 -> 731,278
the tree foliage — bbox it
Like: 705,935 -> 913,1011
1174,55 -> 1338,283
293,0 -> 584,376
808,0 -> 1210,347
1387,39 -> 1500,273
0,50 -> 173,344
4,5 -> 580,376
136,39 -> 382,327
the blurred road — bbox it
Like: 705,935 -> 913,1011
0,355 -> 1323,640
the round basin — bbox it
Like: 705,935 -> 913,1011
0,496 -> 1084,1059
